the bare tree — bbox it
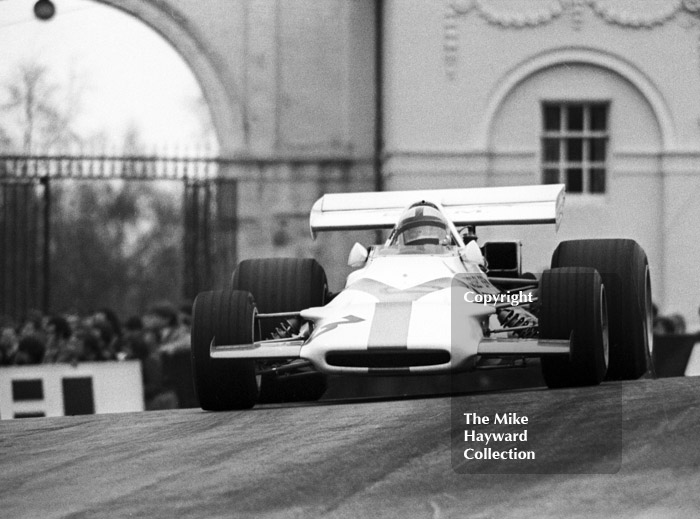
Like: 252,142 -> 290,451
51,124 -> 184,317
0,59 -> 84,154
0,60 -> 185,318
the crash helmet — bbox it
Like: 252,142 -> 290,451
394,202 -> 451,246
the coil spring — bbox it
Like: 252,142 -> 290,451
497,308 -> 538,338
271,319 -> 299,339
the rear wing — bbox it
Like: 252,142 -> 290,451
310,184 -> 565,237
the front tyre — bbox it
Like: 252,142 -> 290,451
232,257 -> 329,403
191,289 -> 258,410
540,267 -> 609,388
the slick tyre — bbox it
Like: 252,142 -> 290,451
232,257 -> 328,402
551,239 -> 653,380
540,267 -> 609,388
191,289 -> 258,410
232,257 -> 328,337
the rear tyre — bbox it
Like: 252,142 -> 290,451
540,267 -> 609,388
232,258 -> 328,402
233,257 -> 327,304
191,289 -> 258,410
551,239 -> 653,380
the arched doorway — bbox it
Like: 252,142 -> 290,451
481,48 -> 668,293
95,0 -> 240,154
0,0 -> 231,319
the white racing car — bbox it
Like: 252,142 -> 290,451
191,184 -> 653,410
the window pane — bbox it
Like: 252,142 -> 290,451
543,138 -> 560,162
543,168 -> 559,185
567,105 -> 583,131
590,104 -> 608,131
590,168 -> 606,193
566,168 -> 583,192
543,105 -> 560,131
566,138 -> 583,162
589,138 -> 607,162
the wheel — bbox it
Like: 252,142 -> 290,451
551,239 -> 653,380
539,267 -> 609,388
191,289 -> 258,410
232,258 -> 328,402
232,258 -> 328,339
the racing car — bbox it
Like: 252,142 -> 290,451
191,184 -> 653,410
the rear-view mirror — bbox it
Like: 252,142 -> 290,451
347,243 -> 369,267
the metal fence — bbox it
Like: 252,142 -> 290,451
0,154 -> 366,320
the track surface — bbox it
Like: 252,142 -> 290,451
2,377 -> 700,518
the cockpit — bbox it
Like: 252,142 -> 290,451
387,201 -> 456,249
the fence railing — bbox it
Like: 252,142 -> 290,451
0,153 -> 371,320
0,153 -> 361,181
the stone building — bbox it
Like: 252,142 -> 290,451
100,0 -> 700,322
384,0 -> 700,323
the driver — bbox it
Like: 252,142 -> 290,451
394,203 -> 451,246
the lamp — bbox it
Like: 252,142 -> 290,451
34,0 -> 56,21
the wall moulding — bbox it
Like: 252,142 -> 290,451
444,0 -> 700,80
97,0 -> 242,154
479,47 -> 676,152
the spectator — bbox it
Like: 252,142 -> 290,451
124,315 -> 143,333
143,302 -> 194,407
14,336 -> 46,365
687,305 -> 700,335
18,309 -> 45,343
0,316 -> 19,365
178,302 -> 193,328
122,315 -> 145,358
80,328 -> 110,362
63,311 -> 82,336
92,307 -> 123,358
652,303 -> 689,335
90,320 -> 117,360
654,315 -> 674,335
43,315 -> 72,363
122,315 -> 175,410
143,302 -> 190,356
55,323 -> 90,364
668,313 -> 687,335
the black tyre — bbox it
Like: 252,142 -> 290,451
232,257 -> 328,338
551,239 -> 653,380
540,267 -> 609,388
191,289 -> 258,410
232,258 -> 328,402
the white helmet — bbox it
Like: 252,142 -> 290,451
394,203 -> 450,246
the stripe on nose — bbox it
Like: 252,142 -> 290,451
367,302 -> 412,349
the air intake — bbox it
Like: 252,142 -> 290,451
326,350 -> 450,368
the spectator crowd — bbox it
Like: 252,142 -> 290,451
2,300 -> 697,411
0,302 -> 196,409
652,303 -> 700,336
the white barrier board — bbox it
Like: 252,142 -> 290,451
685,342 -> 700,377
0,361 -> 144,419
